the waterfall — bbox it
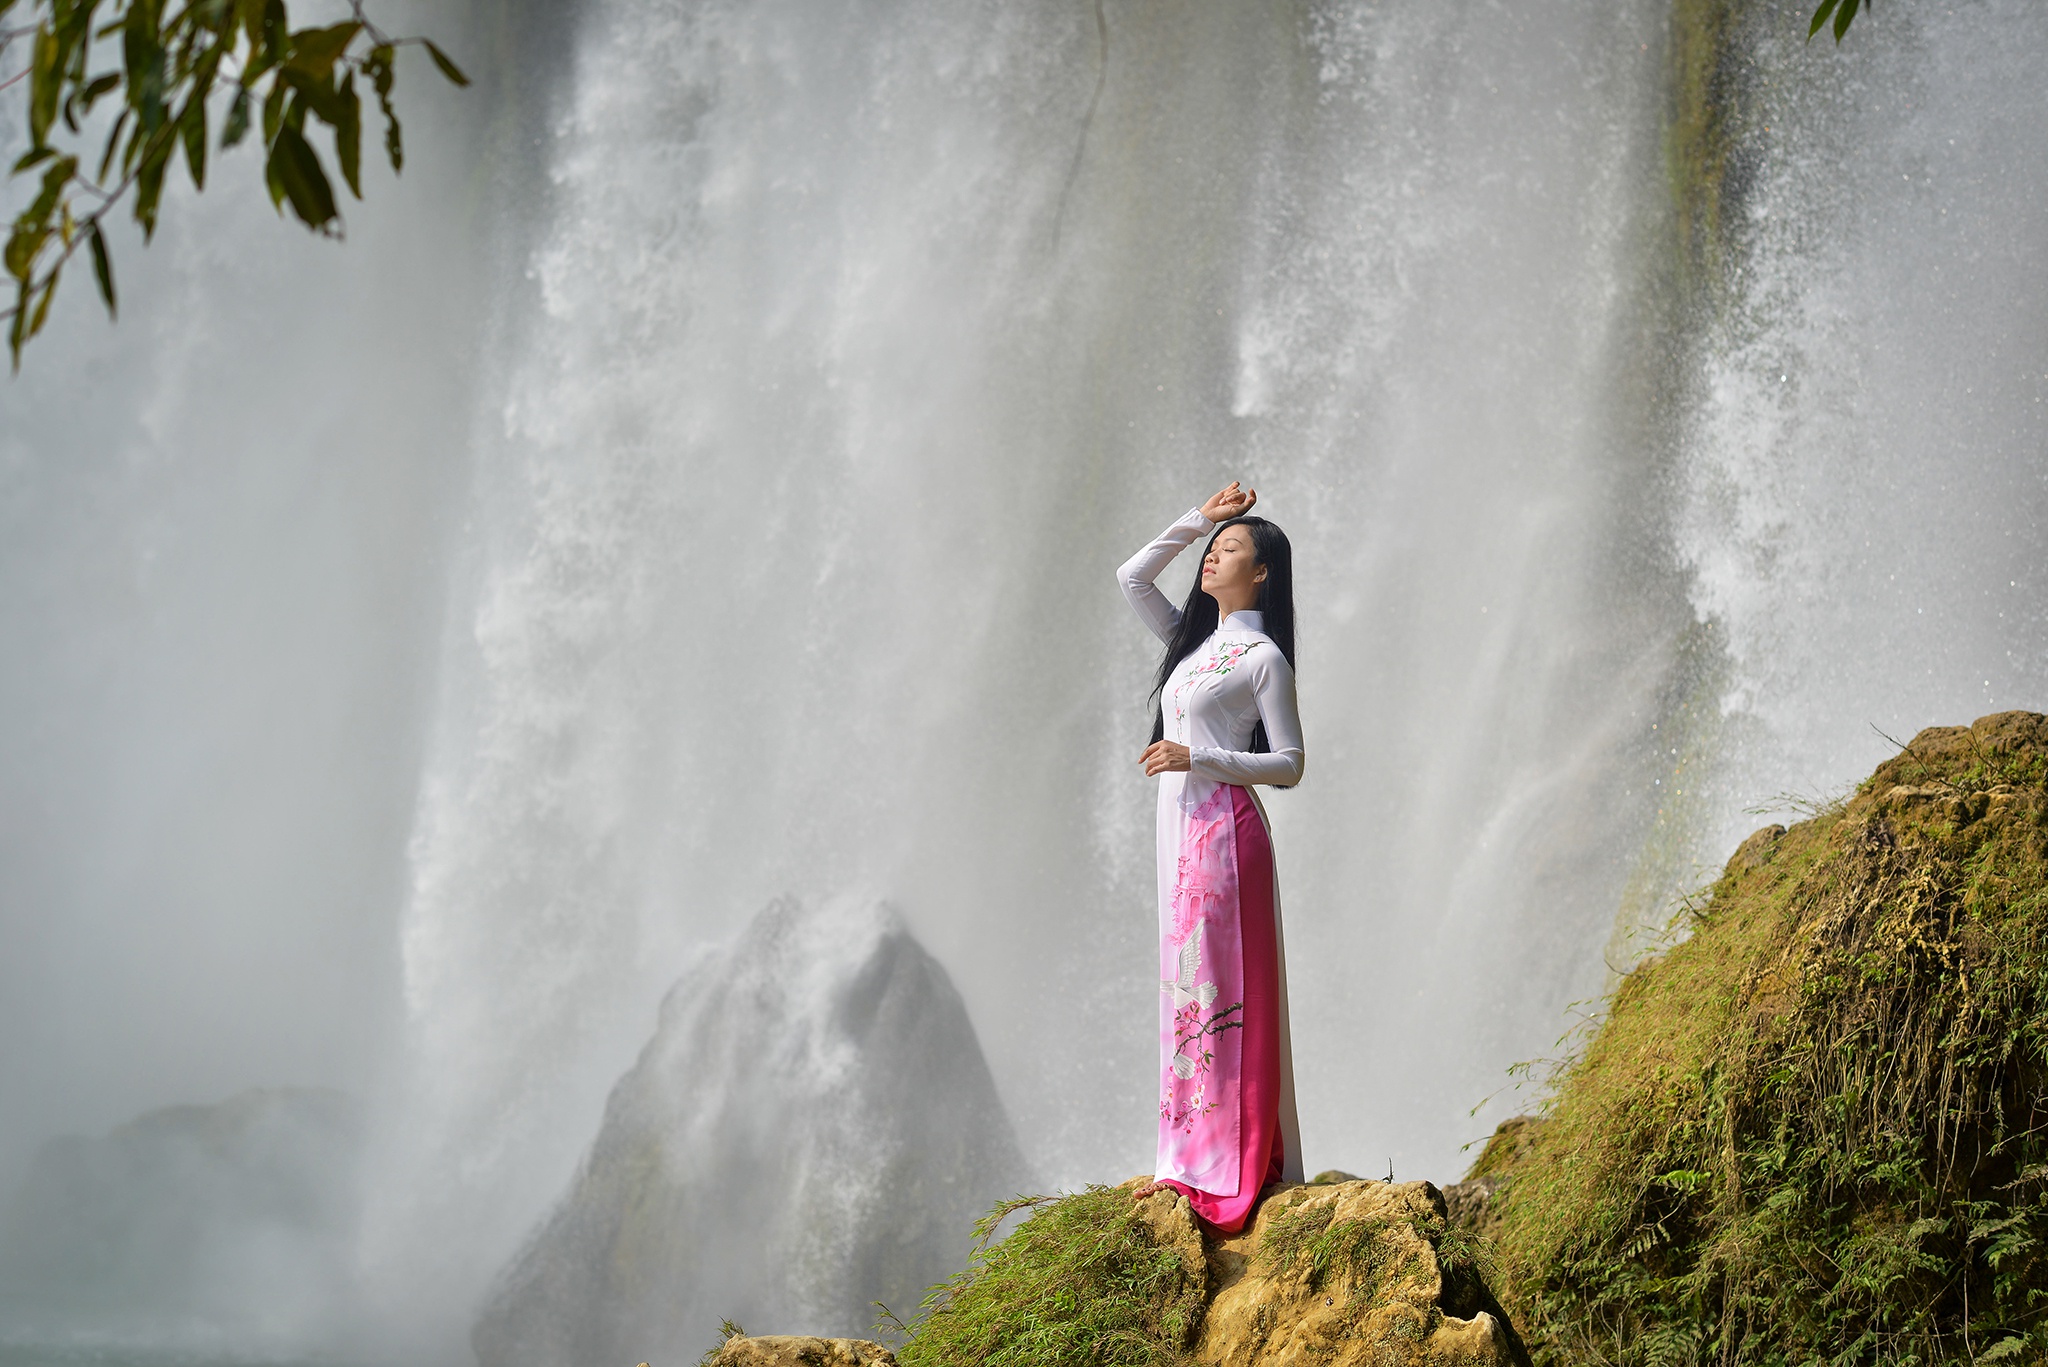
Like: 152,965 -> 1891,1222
1,0 -> 2044,1358
372,0 -> 1685,1331
1665,0 -> 2048,882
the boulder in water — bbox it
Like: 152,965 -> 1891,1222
473,896 -> 1033,1367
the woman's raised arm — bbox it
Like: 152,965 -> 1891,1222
1116,483 -> 1258,643
1116,508 -> 1213,643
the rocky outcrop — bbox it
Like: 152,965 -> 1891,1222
473,897 -> 1032,1367
1183,1180 -> 1528,1367
0,1087 -> 364,1348
889,1175 -> 1527,1367
704,1336 -> 898,1367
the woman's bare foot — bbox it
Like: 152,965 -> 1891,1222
1132,1179 -> 1173,1199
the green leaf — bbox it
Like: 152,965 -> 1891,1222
187,40 -> 225,106
222,86 -> 251,147
97,108 -> 132,181
124,0 -> 168,134
334,71 -> 361,198
368,44 -> 395,97
260,0 -> 286,62
63,9 -> 92,77
26,271 -> 59,342
21,157 -> 77,235
264,139 -> 286,208
78,71 -> 124,112
4,224 -> 50,283
261,74 -> 288,144
281,66 -> 349,126
180,90 -> 208,189
1808,0 -> 1840,39
87,219 -> 116,318
10,280 -> 29,371
267,123 -> 339,231
29,24 -> 62,147
1833,0 -> 1862,41
12,147 -> 57,175
285,21 -> 360,76
120,118 -> 146,175
135,140 -> 170,240
367,45 -> 402,172
422,39 -> 470,88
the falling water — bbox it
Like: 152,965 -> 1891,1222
1,0 -> 2045,1360
1666,0 -> 2048,870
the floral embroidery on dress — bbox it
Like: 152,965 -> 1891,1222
1160,784 -> 1244,1134
1161,994 -> 1244,1131
1169,638 -> 1254,730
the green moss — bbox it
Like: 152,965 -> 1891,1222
896,1188 -> 1205,1367
1492,714 -> 2048,1365
1665,0 -> 1756,314
1259,1201 -> 1398,1301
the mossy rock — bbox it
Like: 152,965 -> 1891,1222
705,1338 -> 896,1367
897,1178 -> 1527,1367
1203,1180 -> 1528,1367
1488,711 -> 2048,1365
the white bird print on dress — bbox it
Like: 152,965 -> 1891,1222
1162,922 -> 1220,1013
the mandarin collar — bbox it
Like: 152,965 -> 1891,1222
1219,610 -> 1265,634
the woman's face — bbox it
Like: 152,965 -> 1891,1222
1201,527 -> 1265,608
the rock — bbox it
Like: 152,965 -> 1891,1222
1118,1177 -> 1210,1288
0,1087 -> 364,1350
1439,1175 -> 1500,1234
472,898 -> 1033,1367
1194,1180 -> 1529,1367
842,1176 -> 1529,1366
1444,1115 -> 1544,1241
704,1336 -> 897,1367
1730,823 -> 1786,871
1310,1169 -> 1363,1184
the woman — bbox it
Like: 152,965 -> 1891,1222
1118,481 -> 1305,1233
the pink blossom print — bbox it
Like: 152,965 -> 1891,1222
1169,639 -> 1254,730
1157,783 -> 1245,1188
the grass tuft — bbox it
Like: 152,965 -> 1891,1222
896,1188 -> 1206,1367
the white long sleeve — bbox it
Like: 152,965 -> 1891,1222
1189,645 -> 1305,787
1116,507 -> 1215,643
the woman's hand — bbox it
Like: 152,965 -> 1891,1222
1141,740 -> 1192,776
1199,481 -> 1257,524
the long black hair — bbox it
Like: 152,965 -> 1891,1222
1148,516 -> 1296,758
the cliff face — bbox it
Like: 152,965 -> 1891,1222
0,1087 -> 364,1349
472,897 -> 1032,1367
1486,712 -> 2048,1364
